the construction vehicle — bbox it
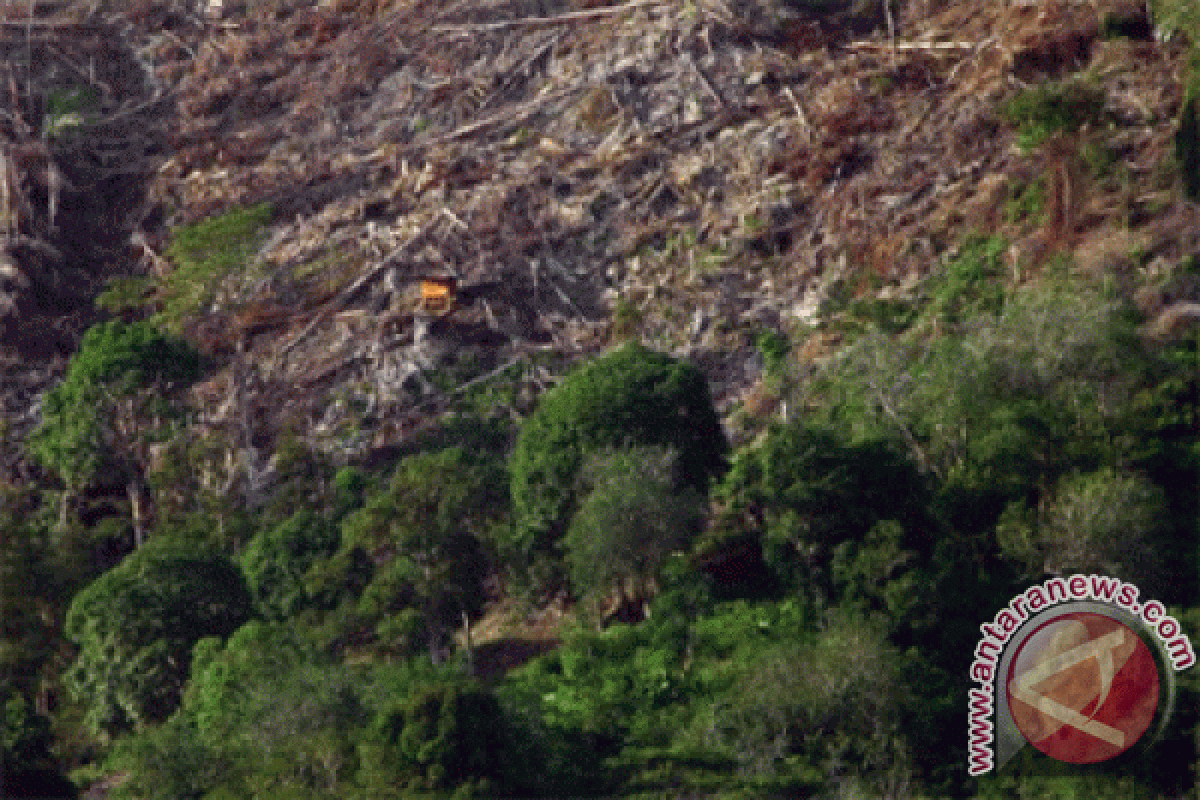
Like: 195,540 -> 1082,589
418,275 -> 458,314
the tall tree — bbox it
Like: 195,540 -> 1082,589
28,319 -> 203,543
340,447 -> 502,664
565,446 -> 704,621
63,538 -> 252,736
510,343 -> 726,587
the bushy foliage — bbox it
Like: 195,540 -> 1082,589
358,681 -> 508,795
498,597 -> 820,796
705,612 -> 910,791
1002,78 -> 1107,150
63,538 -> 252,736
338,447 -> 502,661
240,510 -> 341,619
712,421 -> 930,604
157,203 -> 274,333
510,343 -> 727,570
565,446 -> 704,607
0,494 -> 57,696
817,278 -> 1147,492
184,621 -> 320,746
928,235 -> 1008,324
29,319 -> 203,495
103,713 -> 226,800
996,467 -> 1167,581
121,621 -> 371,799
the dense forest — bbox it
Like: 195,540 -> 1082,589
3,274 -> 1198,798
0,0 -> 1199,797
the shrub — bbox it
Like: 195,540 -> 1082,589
510,343 -> 726,574
815,277 -> 1147,493
156,203 -> 274,333
1002,79 -> 1106,151
928,235 -> 1008,325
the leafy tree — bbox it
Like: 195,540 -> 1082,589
510,343 -> 727,580
0,493 -> 56,698
831,519 -> 920,618
565,446 -> 704,617
815,277 -> 1151,501
358,681 -> 509,796
28,319 -> 203,540
339,447 -> 502,664
63,538 -> 252,736
103,712 -> 226,800
996,467 -> 1167,584
712,421 -> 930,604
707,611 -> 911,792
173,621 -> 370,796
239,510 -> 340,619
237,664 -> 366,796
184,621 -> 319,747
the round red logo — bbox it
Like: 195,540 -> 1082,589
1006,611 -> 1160,764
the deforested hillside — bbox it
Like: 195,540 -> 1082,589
43,0 -> 1199,465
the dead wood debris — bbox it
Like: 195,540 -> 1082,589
0,4 -> 171,481
69,0 -> 1192,459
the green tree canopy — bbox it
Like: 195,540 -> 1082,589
339,447 -> 502,663
565,446 -> 704,614
510,343 -> 727,570
28,319 -> 204,541
30,319 -> 203,490
239,510 -> 341,620
358,680 -> 509,796
712,421 -> 931,603
63,538 -> 252,736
